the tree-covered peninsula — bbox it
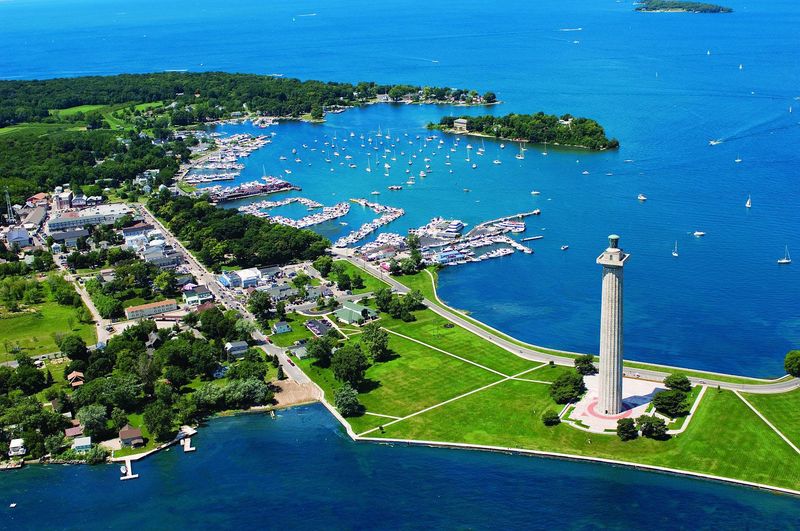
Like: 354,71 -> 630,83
635,1 -> 732,13
0,72 -> 487,128
432,113 -> 619,150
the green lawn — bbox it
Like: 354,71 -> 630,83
50,104 -> 107,117
374,381 -> 800,491
0,122 -> 85,137
112,412 -> 158,458
744,389 -> 800,448
299,331 -> 505,426
0,301 -> 96,360
379,307 -> 538,375
332,260 -> 390,294
269,312 -> 317,348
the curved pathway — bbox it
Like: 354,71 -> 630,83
334,251 -> 798,395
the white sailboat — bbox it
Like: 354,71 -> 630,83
366,157 -> 371,173
542,140 -> 548,156
515,142 -> 525,160
745,194 -> 751,208
777,246 -> 792,265
672,241 -> 679,257
735,154 -> 742,163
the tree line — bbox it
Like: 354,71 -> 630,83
434,113 -> 619,150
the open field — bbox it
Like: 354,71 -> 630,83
744,389 -> 800,447
0,301 -> 96,361
50,104 -> 107,117
332,260 -> 390,294
372,381 -> 800,491
0,122 -> 85,137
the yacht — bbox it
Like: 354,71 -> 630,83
637,193 -> 647,201
531,190 -> 541,195
693,231 -> 706,237
560,245 -> 569,251
672,241 -> 679,257
777,246 -> 792,265
493,159 -> 502,165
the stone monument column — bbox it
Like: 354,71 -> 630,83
596,234 -> 630,415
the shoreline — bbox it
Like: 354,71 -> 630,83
431,126 -> 615,152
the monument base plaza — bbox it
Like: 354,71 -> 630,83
569,375 -> 665,433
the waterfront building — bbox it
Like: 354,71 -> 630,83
71,436 -> 92,452
119,425 -> 144,448
596,235 -> 629,415
124,299 -> 178,320
8,438 -> 26,457
453,118 -> 469,132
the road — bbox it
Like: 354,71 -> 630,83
334,250 -> 799,395
139,205 -> 310,383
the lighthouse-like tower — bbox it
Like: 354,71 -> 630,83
596,234 -> 629,415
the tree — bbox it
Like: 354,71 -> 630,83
541,410 -> 560,426
248,290 -> 273,323
310,105 -> 324,120
59,334 -> 89,361
337,272 -> 352,292
306,335 -> 336,367
44,434 -> 65,455
77,404 -> 107,438
313,255 -> 333,277
375,288 -> 393,313
275,301 -> 287,321
652,389 -> 689,418
617,418 -> 639,441
111,407 -> 129,431
11,355 -> 46,395
785,350 -> 800,377
574,354 -> 598,376
636,415 -> 668,440
143,400 -> 174,441
334,383 -> 362,417
352,274 -> 365,290
154,270 -> 177,295
361,322 -> 390,362
277,366 -> 286,380
331,343 -> 370,387
483,91 -> 497,104
664,373 -> 692,393
549,370 -> 586,404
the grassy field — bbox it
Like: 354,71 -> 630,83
372,381 -> 800,491
379,307 -> 538,375
332,260 -> 390,294
743,389 -> 800,448
270,312 -> 317,348
50,104 -> 107,117
0,301 -> 96,361
0,122 -> 85,137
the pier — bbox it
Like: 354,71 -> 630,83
120,458 -> 139,481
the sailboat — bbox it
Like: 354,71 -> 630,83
735,154 -> 742,163
542,141 -> 548,156
777,246 -> 792,265
745,194 -> 751,208
672,241 -> 679,257
515,143 -> 525,160
366,157 -> 371,173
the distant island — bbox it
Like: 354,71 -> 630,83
635,1 -> 732,13
431,113 -> 619,150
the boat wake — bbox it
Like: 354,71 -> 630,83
559,27 -> 583,31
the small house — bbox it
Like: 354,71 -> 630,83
272,321 -> 292,334
224,341 -> 249,359
71,436 -> 92,453
8,438 -> 26,457
67,371 -> 85,388
453,118 -> 469,132
119,425 -> 144,448
64,425 -> 84,438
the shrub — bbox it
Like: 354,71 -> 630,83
541,410 -> 561,426
616,418 -> 638,441
664,373 -> 692,393
785,350 -> 800,377
549,370 -> 586,404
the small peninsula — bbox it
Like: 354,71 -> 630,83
635,1 -> 733,13
431,113 -> 619,150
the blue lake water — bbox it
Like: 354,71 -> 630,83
3,405 -> 800,530
2,0 -> 798,377
2,0 -> 800,520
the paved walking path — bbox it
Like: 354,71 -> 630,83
734,391 -> 800,455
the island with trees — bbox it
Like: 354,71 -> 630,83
635,1 -> 733,13
431,113 -> 619,150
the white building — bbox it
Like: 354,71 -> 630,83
8,438 -> 26,457
47,204 -> 132,232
